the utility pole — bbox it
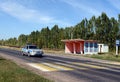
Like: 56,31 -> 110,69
116,40 -> 119,57
116,46 -> 118,57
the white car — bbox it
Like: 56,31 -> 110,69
21,45 -> 43,57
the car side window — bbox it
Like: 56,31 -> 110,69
27,46 -> 28,49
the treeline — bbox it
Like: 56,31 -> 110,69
0,12 -> 120,50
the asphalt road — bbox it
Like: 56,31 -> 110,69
0,48 -> 120,82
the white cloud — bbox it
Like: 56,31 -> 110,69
0,1 -> 71,26
0,1 -> 53,23
60,0 -> 101,16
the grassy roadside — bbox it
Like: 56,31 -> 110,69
0,57 -> 52,82
84,53 -> 120,62
0,46 -> 20,51
43,49 -> 65,54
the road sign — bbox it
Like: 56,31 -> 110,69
116,40 -> 120,46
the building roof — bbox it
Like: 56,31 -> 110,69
85,40 -> 97,42
61,39 -> 84,42
61,39 -> 97,42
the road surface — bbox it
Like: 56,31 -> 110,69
0,48 -> 120,82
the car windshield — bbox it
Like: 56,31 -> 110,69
29,46 -> 37,49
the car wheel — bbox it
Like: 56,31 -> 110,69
22,52 -> 25,56
27,52 -> 31,57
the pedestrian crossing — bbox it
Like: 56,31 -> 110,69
27,57 -> 120,72
28,62 -> 74,72
27,61 -> 116,72
28,63 -> 58,71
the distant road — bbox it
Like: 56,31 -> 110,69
0,48 -> 120,82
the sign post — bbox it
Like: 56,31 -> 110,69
116,40 -> 120,57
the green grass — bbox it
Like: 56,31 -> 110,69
84,53 -> 120,62
0,57 -> 53,82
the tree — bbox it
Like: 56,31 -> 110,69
18,34 -> 28,46
50,25 -> 60,49
117,14 -> 120,38
2,12 -> 120,50
40,27 -> 50,48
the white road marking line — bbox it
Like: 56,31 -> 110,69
28,63 -> 50,72
27,62 -> 73,72
55,62 -> 87,70
42,62 -> 73,70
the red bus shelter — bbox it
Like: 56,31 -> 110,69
61,39 -> 98,54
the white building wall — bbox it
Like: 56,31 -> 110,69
98,44 -> 109,53
104,45 -> 109,53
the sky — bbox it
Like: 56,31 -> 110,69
0,0 -> 120,40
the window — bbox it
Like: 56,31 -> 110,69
94,43 -> 98,52
29,46 -> 37,49
89,43 -> 93,52
90,43 -> 93,47
27,46 -> 28,49
85,42 -> 89,52
85,49 -> 88,52
94,48 -> 98,52
85,42 -> 88,48
94,43 -> 98,48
